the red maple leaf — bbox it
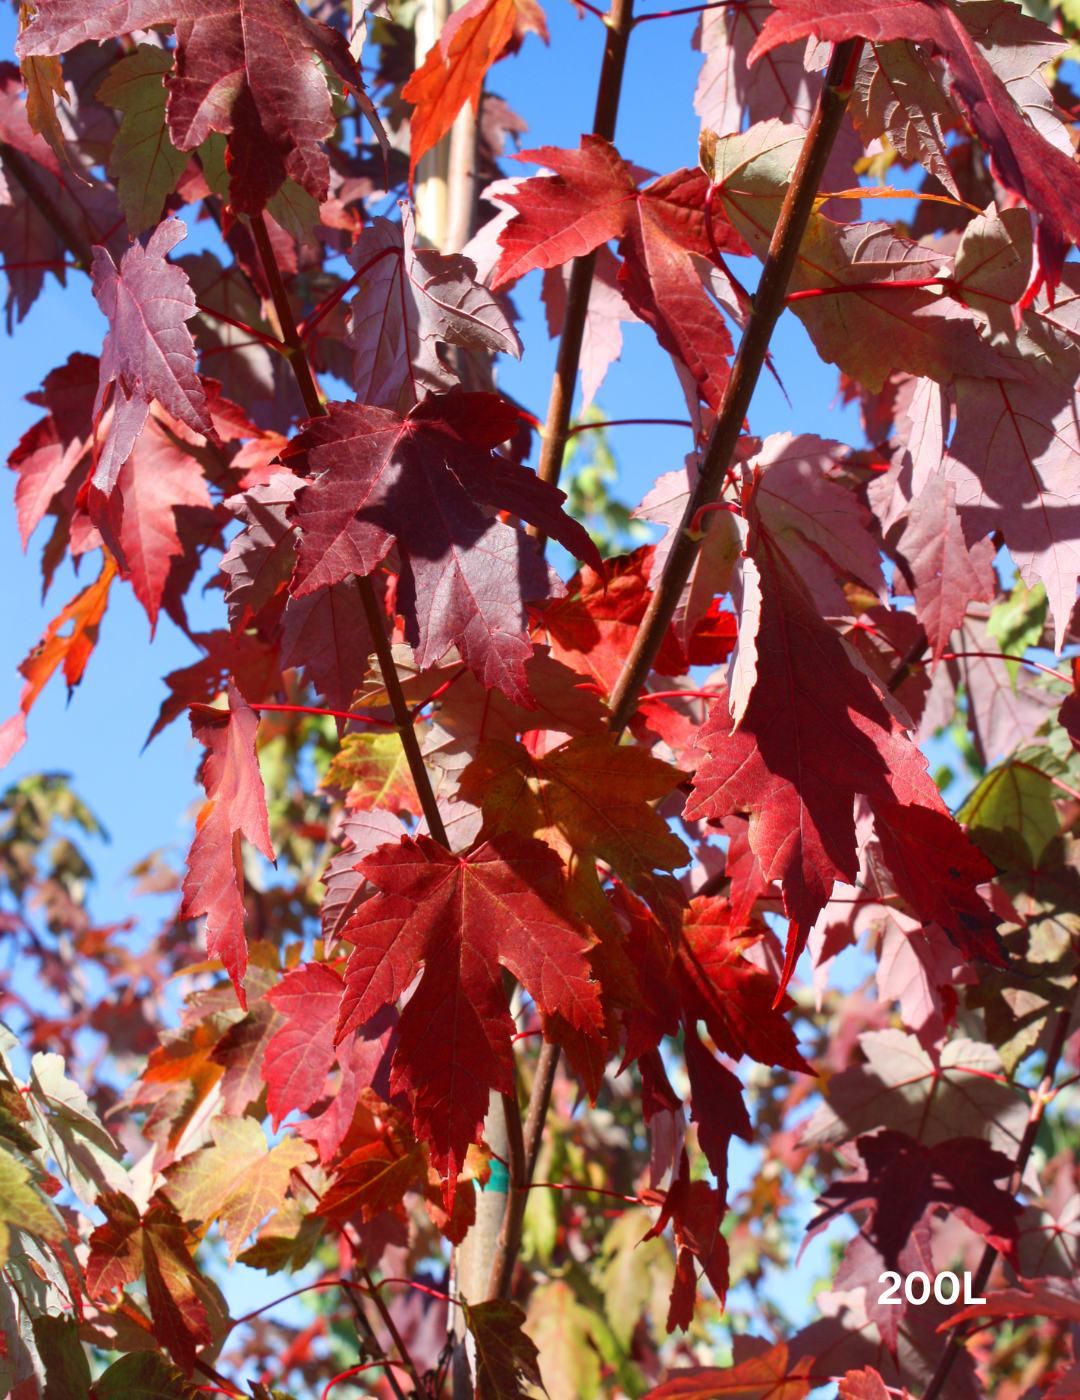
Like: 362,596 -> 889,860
335,832 -> 602,1200
180,679 -> 274,1006
684,509 -> 944,992
491,137 -> 747,406
17,0 -> 379,216
283,390 -> 600,706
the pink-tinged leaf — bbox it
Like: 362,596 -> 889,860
875,914 -> 975,1052
283,392 -> 599,705
220,472 -> 303,632
640,1340 -> 813,1400
943,1275 -> 1080,1330
684,514 -> 943,993
280,578 -> 375,723
336,833 -> 602,1201
850,41 -> 959,198
897,468 -> 996,668
321,809 -> 408,946
18,0 -> 380,216
180,679 -> 274,1006
683,1022 -> 752,1194
91,218 -> 216,495
542,245 -> 639,408
345,204 -> 521,413
747,0 -> 1080,255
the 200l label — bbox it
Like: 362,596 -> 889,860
878,1272 -> 986,1305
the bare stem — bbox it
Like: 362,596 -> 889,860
250,211 -> 325,420
531,0 -> 636,524
251,209 -> 450,852
342,1280 -> 411,1400
605,38 -> 864,734
484,1041 -> 560,1299
921,996 -> 1076,1400
357,1263 -> 424,1396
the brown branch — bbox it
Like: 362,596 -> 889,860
921,995 -> 1077,1400
343,1278 -> 411,1400
250,211 -> 325,420
605,37 -> 865,735
0,142 -> 93,272
531,0 -> 636,521
484,1041 -> 560,1300
355,574 -> 449,846
251,207 -> 450,852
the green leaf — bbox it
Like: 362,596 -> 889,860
598,1208 -> 674,1350
93,1351 -> 200,1400
957,747 -> 1063,866
26,1052 -> 130,1207
0,1083 -> 42,1156
32,1315 -> 91,1400
0,1144 -> 64,1263
988,579 -> 1049,685
97,47 -> 189,236
522,1281 -> 604,1400
196,130 -> 319,245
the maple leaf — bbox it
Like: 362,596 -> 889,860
682,1024 -> 752,1194
147,629 -> 282,741
641,1340 -> 814,1399
180,679 -> 274,1007
800,1028 -> 1031,1161
263,961 -> 397,1162
492,139 -> 744,406
0,1146 -> 64,1264
533,546 -> 690,696
283,391 -> 599,705
542,246 -> 640,407
804,1129 -> 1021,1350
643,1150 -> 730,1331
345,204 -> 521,414
335,833 -> 602,1198
706,121 -> 1013,393
944,1275 -> 1080,1329
96,46 -> 188,236
0,550 -> 118,770
91,219 -> 217,496
747,0 -> 1080,261
8,352 -> 98,550
161,1117 -> 314,1263
86,1191 -> 211,1375
464,1298 -> 543,1400
897,468 -> 996,667
208,997 -> 285,1116
870,800 -> 1007,966
18,0 -> 381,216
458,732 -> 688,934
837,1369 -> 892,1400
851,42 -> 959,199
280,578 -> 378,723
325,733 -> 420,818
106,406 -> 215,632
92,1352 -> 200,1399
402,0 -> 520,186
683,505 -> 942,990
220,473 -> 302,633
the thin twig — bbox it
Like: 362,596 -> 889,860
358,1262 -> 424,1395
342,1279 -> 411,1400
531,0 -> 637,538
252,211 -> 449,851
485,1041 -> 560,1299
566,417 -> 694,436
921,995 -> 1077,1400
606,38 -> 865,733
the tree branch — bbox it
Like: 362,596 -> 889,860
251,208 -> 450,852
342,1280 -> 411,1400
484,1041 -> 560,1300
531,0 -> 636,519
357,1263 -> 424,1396
921,995 -> 1077,1400
606,38 -> 864,734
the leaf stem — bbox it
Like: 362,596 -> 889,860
195,301 -> 285,353
606,37 -> 865,734
249,701 -> 395,729
566,417 -> 694,436
355,575 -> 450,847
531,0 -> 636,533
785,276 -> 953,303
921,993 -> 1077,1400
485,1040 -> 561,1299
